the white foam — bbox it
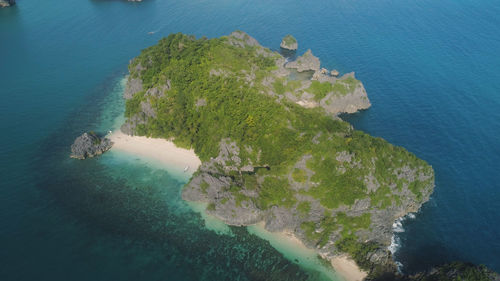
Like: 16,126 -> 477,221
388,212 -> 419,272
392,217 -> 405,233
388,235 -> 401,255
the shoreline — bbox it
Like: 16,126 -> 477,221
329,255 -> 367,281
108,130 -> 201,176
248,222 -> 367,281
106,130 -> 366,281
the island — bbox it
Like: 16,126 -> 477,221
72,31 -> 498,281
118,30 -> 434,279
280,35 -> 298,51
70,132 -> 113,159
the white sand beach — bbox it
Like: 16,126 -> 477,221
107,130 -> 367,281
330,255 -> 367,281
108,130 -> 201,174
248,222 -> 367,281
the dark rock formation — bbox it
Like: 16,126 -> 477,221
0,0 -> 15,8
367,262 -> 500,281
70,132 -> 112,159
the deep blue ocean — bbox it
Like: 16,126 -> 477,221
1,0 -> 500,280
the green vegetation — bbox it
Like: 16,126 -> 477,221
282,35 -> 297,45
296,201 -> 311,215
258,177 -> 297,209
307,80 -> 333,100
306,77 -> 361,101
335,237 -> 379,271
200,181 -> 209,194
301,212 -> 371,248
273,78 -> 302,95
125,33 -> 433,258
292,168 -> 307,183
206,202 -> 216,211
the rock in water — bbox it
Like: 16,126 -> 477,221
0,0 -> 15,7
285,49 -> 321,72
280,35 -> 298,50
70,132 -> 113,159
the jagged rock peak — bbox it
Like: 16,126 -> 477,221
70,132 -> 113,159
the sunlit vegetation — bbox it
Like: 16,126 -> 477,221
125,33 -> 433,256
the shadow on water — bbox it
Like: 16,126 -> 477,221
279,48 -> 297,60
30,72 -> 329,281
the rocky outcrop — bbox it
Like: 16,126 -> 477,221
0,0 -> 15,7
280,35 -> 298,51
285,49 -> 320,72
121,59 -> 164,135
182,136 -> 434,276
366,262 -> 500,281
120,99 -> 154,135
319,74 -> 371,114
227,30 -> 261,48
70,132 -> 112,159
123,61 -> 145,99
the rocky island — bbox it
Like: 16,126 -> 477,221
70,132 -> 113,159
280,34 -> 298,51
0,0 -> 15,8
118,31 -> 436,279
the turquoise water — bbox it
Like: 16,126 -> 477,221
1,0 -> 500,279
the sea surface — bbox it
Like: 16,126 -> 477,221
1,0 -> 500,280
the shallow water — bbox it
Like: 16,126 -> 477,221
1,0 -> 500,279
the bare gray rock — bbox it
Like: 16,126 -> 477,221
140,100 -> 156,118
70,132 -> 112,159
145,82 -> 170,98
265,206 -> 297,232
286,49 -> 320,72
195,98 -> 207,107
227,31 -> 261,48
120,113 -> 147,135
124,77 -> 143,99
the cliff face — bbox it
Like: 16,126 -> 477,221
120,31 -> 435,276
